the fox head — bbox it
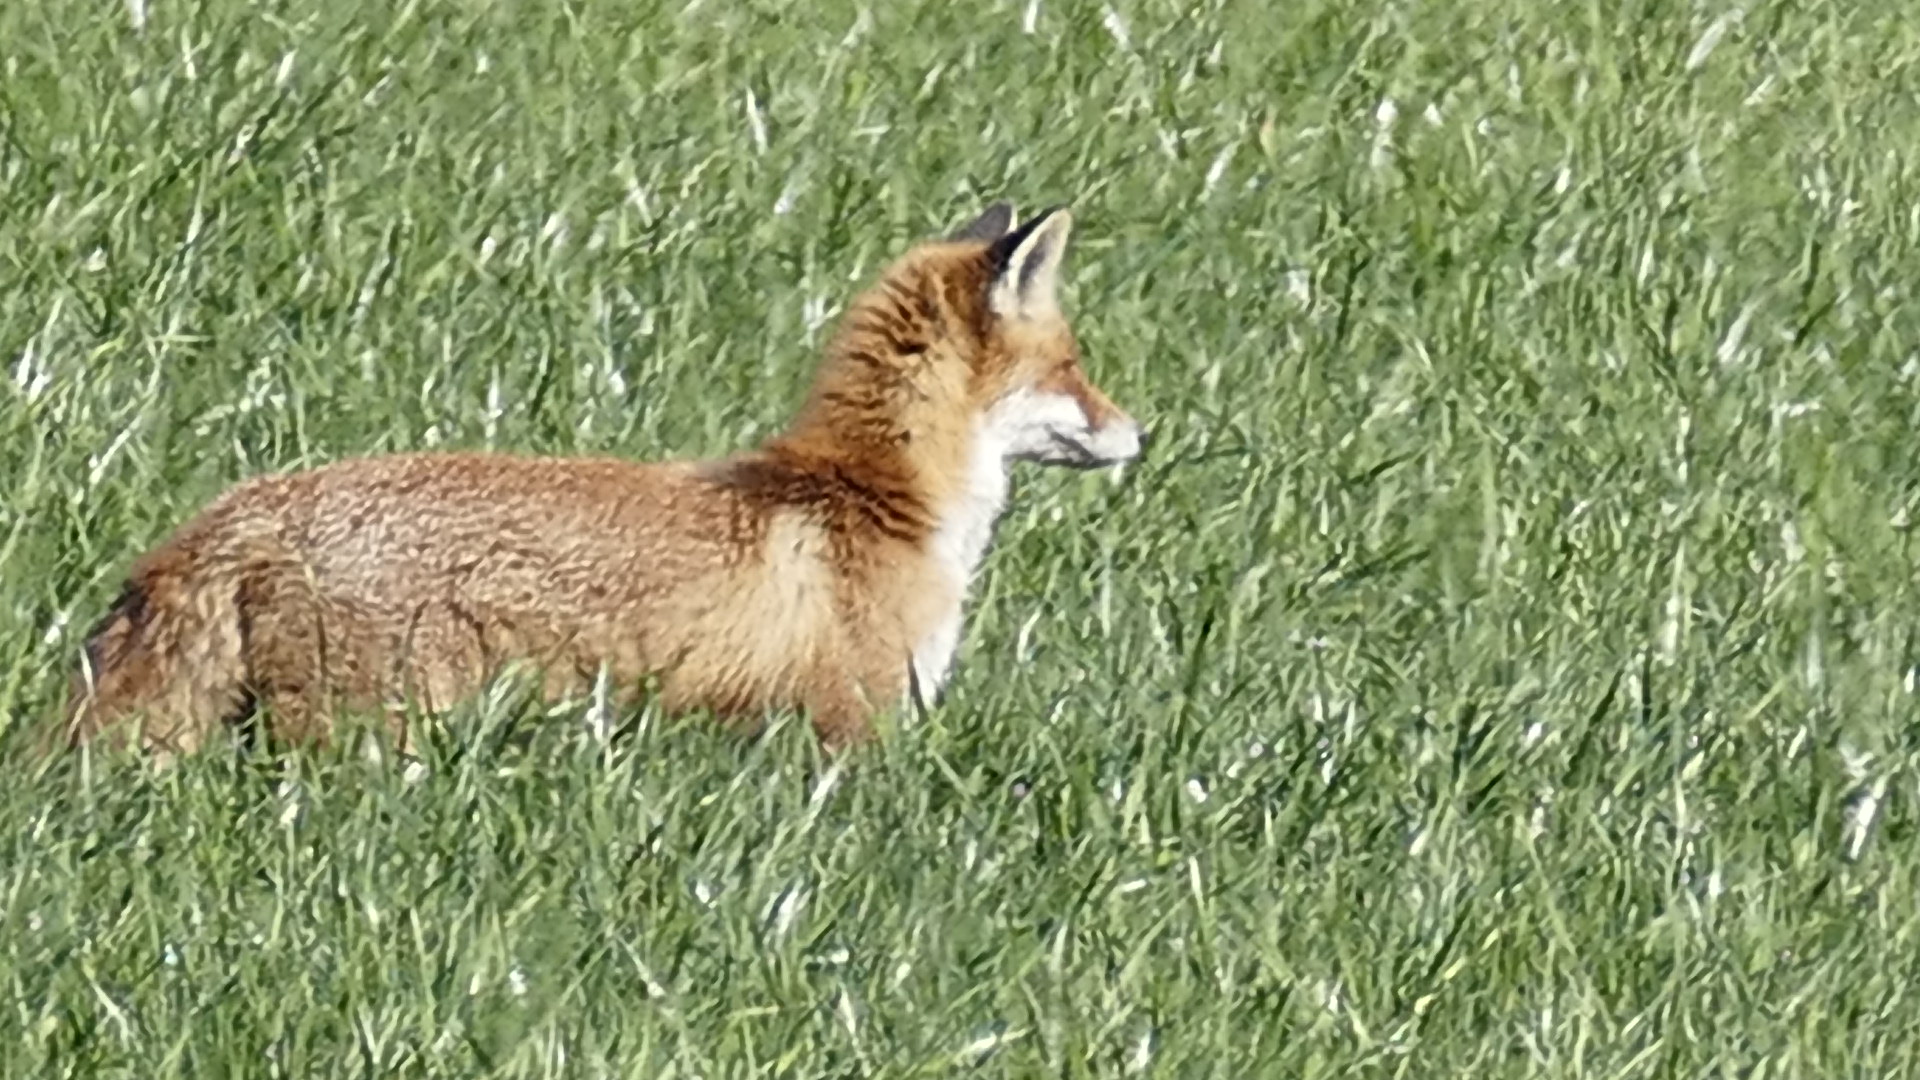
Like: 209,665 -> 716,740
787,203 -> 1147,490
945,202 -> 1147,469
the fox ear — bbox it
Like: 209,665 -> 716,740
949,201 -> 1015,243
987,205 -> 1072,319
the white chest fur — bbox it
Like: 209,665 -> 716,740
909,422 -> 1012,708
906,387 -> 1101,708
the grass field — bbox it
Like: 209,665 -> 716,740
4,0 -> 1920,1074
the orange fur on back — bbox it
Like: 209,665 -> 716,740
60,203 -> 1145,758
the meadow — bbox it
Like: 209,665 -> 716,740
3,0 -> 1920,1074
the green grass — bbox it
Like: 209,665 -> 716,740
4,0 -> 1920,1074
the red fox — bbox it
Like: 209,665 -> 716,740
59,203 -> 1146,759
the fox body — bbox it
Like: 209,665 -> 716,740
61,203 -> 1145,757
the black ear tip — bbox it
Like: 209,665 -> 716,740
949,201 -> 1017,243
983,202 -> 1074,272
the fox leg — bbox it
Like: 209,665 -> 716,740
804,665 -> 886,753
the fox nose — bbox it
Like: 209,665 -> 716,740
1136,426 -> 1154,457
